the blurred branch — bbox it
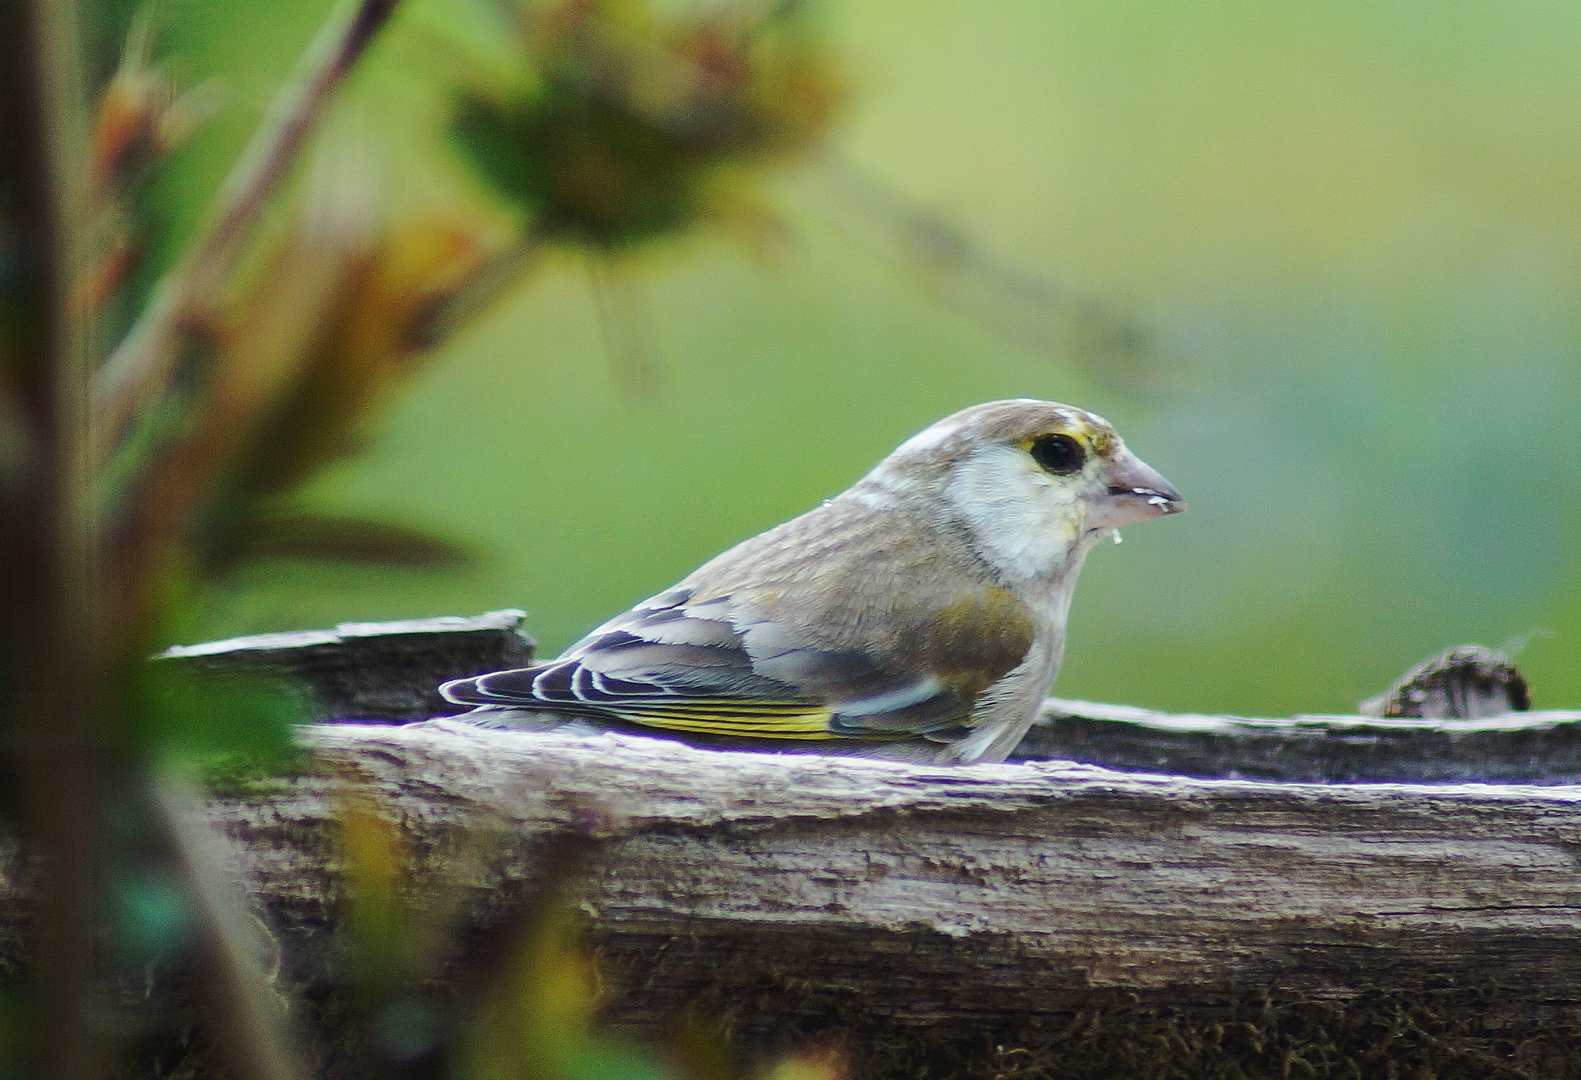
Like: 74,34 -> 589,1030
805,151 -> 1157,391
92,0 -> 407,460
586,254 -> 662,399
6,0 -> 102,1077
410,228 -> 547,349
225,513 -> 476,569
151,772 -> 307,1080
99,154 -> 376,629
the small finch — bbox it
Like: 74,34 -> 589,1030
441,399 -> 1184,762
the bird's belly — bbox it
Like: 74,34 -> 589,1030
943,630 -> 1064,763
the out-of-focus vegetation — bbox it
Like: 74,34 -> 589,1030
153,0 -> 1581,717
1,0 -> 857,1075
336,795 -> 841,1080
4,0 -> 1580,1075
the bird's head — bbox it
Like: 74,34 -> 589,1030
861,399 -> 1185,582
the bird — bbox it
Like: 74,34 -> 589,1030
440,399 -> 1184,763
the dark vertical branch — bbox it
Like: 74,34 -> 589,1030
6,0 -> 101,1077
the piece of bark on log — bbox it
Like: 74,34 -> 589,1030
1023,698 -> 1581,782
157,610 -> 534,722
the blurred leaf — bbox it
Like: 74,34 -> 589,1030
761,1049 -> 846,1080
224,513 -> 475,569
333,808 -> 841,1080
90,12 -> 216,199
462,898 -> 594,1080
451,93 -> 553,218
446,0 -> 843,251
450,87 -> 694,248
78,12 -> 219,325
209,198 -> 493,517
108,864 -> 194,965
661,1016 -> 745,1080
102,152 -> 378,623
107,152 -> 494,594
128,658 -> 308,768
462,895 -> 673,1080
339,794 -> 415,990
438,0 -> 847,395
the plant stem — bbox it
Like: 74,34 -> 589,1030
9,0 -> 101,1076
92,0 -> 407,459
151,773 -> 307,1080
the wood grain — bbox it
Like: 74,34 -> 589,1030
192,719 -> 1581,1040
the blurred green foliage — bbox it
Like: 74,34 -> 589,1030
3,0 -> 1575,1075
335,798 -> 841,1080
448,0 -> 838,250
144,0 -> 1580,716
125,661 -> 306,767
3,0 -> 855,1073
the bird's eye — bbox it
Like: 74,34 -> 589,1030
1030,433 -> 1085,475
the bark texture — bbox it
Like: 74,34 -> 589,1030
159,610 -> 535,721
1024,698 -> 1581,782
178,718 -> 1581,1073
126,620 -> 1581,1075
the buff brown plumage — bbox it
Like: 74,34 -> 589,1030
441,399 -> 1184,763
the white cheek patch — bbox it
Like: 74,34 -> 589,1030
947,445 -> 1084,581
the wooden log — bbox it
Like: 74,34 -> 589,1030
187,719 -> 1581,1064
140,618 -> 1581,1075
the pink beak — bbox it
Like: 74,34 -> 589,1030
1089,448 -> 1185,530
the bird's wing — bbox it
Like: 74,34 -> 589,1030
438,587 -> 977,741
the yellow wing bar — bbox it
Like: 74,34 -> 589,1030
611,699 -> 837,739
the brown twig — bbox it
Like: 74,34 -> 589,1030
409,226 -> 549,350
92,0 -> 406,458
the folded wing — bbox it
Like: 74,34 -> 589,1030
438,587 -> 975,741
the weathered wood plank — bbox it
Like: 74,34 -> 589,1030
201,719 -> 1581,1038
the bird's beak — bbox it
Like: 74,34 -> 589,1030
1089,449 -> 1186,530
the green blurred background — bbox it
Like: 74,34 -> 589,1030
152,0 -> 1581,716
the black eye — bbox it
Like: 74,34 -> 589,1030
1030,433 -> 1085,475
